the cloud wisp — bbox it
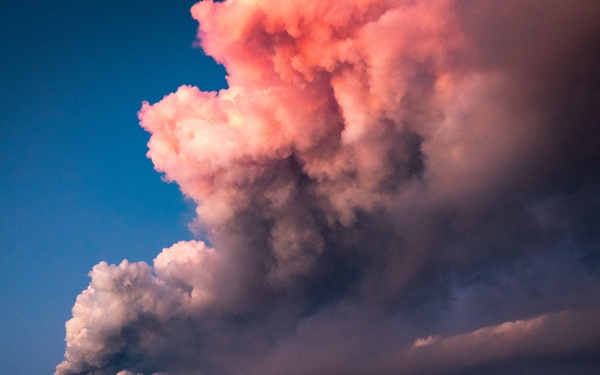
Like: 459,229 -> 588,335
57,1 -> 600,374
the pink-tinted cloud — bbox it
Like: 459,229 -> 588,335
57,0 -> 600,374
245,308 -> 600,375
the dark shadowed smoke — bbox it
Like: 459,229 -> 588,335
57,1 -> 600,374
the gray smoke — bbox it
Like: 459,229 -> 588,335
57,1 -> 600,374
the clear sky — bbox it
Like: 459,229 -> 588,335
0,1 -> 225,373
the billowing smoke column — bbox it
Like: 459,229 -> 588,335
57,1 -> 600,374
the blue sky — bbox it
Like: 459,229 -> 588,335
0,1 -> 225,373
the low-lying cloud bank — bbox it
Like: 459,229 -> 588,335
57,0 -> 600,374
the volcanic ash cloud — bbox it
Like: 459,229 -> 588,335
57,1 -> 600,374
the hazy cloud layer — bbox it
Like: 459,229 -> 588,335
57,0 -> 600,374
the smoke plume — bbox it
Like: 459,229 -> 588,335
57,0 -> 600,374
